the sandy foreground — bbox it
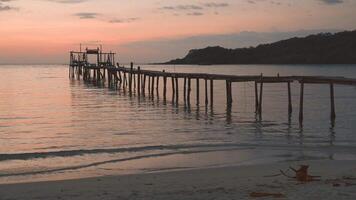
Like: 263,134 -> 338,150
0,160 -> 355,200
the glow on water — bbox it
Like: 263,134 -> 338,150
1,64 -> 356,183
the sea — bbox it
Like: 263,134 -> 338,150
1,64 -> 356,184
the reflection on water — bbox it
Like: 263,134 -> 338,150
1,64 -> 356,183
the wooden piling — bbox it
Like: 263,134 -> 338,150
175,77 -> 179,104
258,75 -> 263,116
184,77 -> 187,103
137,67 -> 141,96
125,72 -> 128,87
299,81 -> 304,125
205,79 -> 208,106
148,76 -> 151,95
156,76 -> 159,95
288,82 -> 292,115
188,78 -> 191,105
255,81 -> 259,113
118,71 -> 122,85
330,83 -> 336,122
163,70 -> 167,101
210,79 -> 214,107
129,63 -> 133,94
171,76 -> 175,103
226,80 -> 232,106
196,78 -> 200,106
226,81 -> 229,105
133,73 -> 136,92
142,75 -> 146,96
123,72 -> 127,90
151,76 -> 155,98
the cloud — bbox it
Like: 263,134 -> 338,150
187,12 -> 204,16
73,12 -> 139,24
109,17 -> 139,24
319,0 -> 344,4
0,6 -> 11,11
74,12 -> 98,19
203,3 -> 229,8
159,2 -> 229,16
47,0 -> 89,3
247,0 -> 284,5
160,5 -> 203,11
0,0 -> 16,12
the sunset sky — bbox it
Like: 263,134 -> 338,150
0,0 -> 355,64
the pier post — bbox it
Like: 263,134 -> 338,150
299,81 -> 304,125
226,81 -> 229,105
137,67 -> 141,97
118,71 -> 122,85
205,79 -> 208,106
123,72 -> 127,91
183,77 -> 187,104
255,81 -> 259,113
110,71 -> 113,87
151,75 -> 155,99
196,78 -> 200,106
175,77 -> 179,104
156,75 -> 160,96
288,82 -> 292,115
108,70 -> 111,86
188,78 -> 192,105
112,71 -> 115,88
142,75 -> 146,96
163,70 -> 167,102
129,63 -> 133,95
171,76 -> 175,103
115,72 -> 119,89
330,83 -> 336,123
98,69 -> 101,82
126,72 -> 128,88
210,79 -> 214,107
133,74 -> 136,91
226,80 -> 232,106
96,69 -> 99,82
258,74 -> 263,116
69,53 -> 72,78
148,76 -> 151,96
87,68 -> 90,81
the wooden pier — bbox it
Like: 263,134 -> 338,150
69,48 -> 356,126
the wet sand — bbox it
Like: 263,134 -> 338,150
0,160 -> 355,199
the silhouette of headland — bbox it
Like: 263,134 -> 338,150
163,30 -> 356,65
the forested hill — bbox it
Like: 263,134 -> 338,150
164,30 -> 356,64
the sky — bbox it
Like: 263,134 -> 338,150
0,0 -> 355,64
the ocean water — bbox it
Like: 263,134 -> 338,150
1,64 -> 356,183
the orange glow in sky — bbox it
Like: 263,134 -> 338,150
0,0 -> 355,63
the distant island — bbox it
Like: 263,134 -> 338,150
163,30 -> 356,65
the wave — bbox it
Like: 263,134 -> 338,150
0,143 -> 252,161
0,147 -> 245,178
0,142 -> 355,162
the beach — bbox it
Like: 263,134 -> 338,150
0,160 -> 355,200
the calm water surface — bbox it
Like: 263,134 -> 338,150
1,64 -> 356,183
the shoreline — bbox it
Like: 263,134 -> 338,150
0,160 -> 355,199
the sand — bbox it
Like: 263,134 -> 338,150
0,160 -> 355,200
